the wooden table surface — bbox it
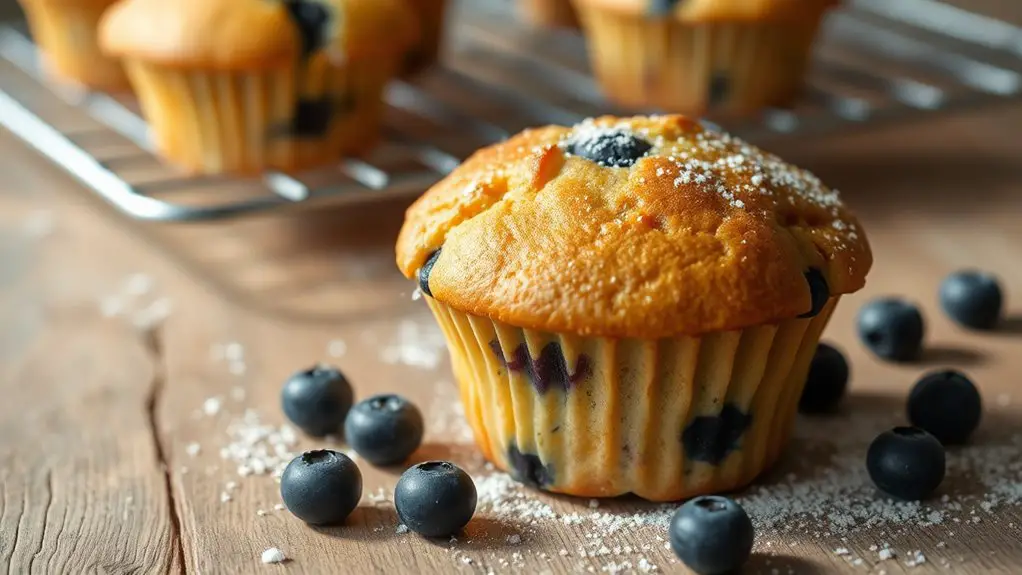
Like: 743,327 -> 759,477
3,5 -> 1022,575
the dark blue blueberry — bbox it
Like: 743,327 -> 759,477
507,444 -> 554,489
857,298 -> 925,362
908,370 -> 982,445
681,404 -> 752,465
394,461 -> 477,537
290,98 -> 333,138
489,340 -> 591,394
563,128 -> 652,168
290,96 -> 353,138
669,496 -> 754,575
799,268 -> 829,318
280,450 -> 362,525
708,72 -> 731,106
281,364 -> 353,437
867,427 -> 945,501
488,340 -> 507,364
270,95 -> 355,139
344,394 -> 424,466
284,0 -> 333,58
939,270 -> 1004,330
418,249 -> 441,297
799,342 -> 849,414
649,0 -> 685,17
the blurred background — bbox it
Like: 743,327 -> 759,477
1,0 -> 1021,573
0,1 -> 18,19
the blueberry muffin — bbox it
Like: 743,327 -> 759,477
396,115 -> 871,501
402,0 -> 448,75
99,0 -> 417,174
573,0 -> 839,114
19,0 -> 129,90
520,0 -> 579,28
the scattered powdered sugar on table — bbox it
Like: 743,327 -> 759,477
21,209 -> 56,239
426,380 -> 475,445
100,273 -> 173,330
327,339 -> 348,358
210,342 -> 248,377
260,547 -> 286,564
378,319 -> 448,369
219,408 -> 298,478
737,408 -> 1022,538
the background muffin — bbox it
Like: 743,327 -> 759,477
19,0 -> 129,90
397,115 -> 871,501
99,0 -> 417,175
572,0 -> 839,115
519,0 -> 578,28
402,0 -> 448,75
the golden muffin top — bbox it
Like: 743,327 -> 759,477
100,0 -> 418,70
397,115 -> 871,339
579,0 -> 839,21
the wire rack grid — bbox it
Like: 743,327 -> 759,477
0,0 -> 1020,223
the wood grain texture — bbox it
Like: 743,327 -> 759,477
2,3 -> 1022,570
0,159 -> 179,574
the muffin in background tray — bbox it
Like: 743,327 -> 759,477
520,0 -> 579,29
99,0 -> 418,175
19,0 -> 129,90
402,0 -> 449,75
397,114 -> 871,501
572,0 -> 838,115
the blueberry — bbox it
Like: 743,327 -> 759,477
280,450 -> 362,525
563,128 -> 652,168
669,496 -> 754,575
799,268 -> 830,318
418,249 -> 441,297
344,394 -> 424,466
394,461 -> 477,537
799,343 -> 849,414
866,427 -> 945,501
281,365 -> 353,437
681,404 -> 752,465
857,298 -> 925,362
649,0 -> 684,16
908,370 -> 982,444
939,270 -> 1003,330
508,444 -> 554,488
284,0 -> 332,57
708,72 -> 731,106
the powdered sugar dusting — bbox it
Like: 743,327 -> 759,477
736,408 -> 1022,538
559,117 -> 861,253
219,408 -> 298,478
379,319 -> 447,369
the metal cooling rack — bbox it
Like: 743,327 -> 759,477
0,0 -> 1020,222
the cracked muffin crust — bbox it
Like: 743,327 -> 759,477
397,114 -> 871,339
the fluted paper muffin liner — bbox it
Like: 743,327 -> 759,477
22,1 -> 129,91
122,52 -> 397,174
427,296 -> 838,501
575,5 -> 823,115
